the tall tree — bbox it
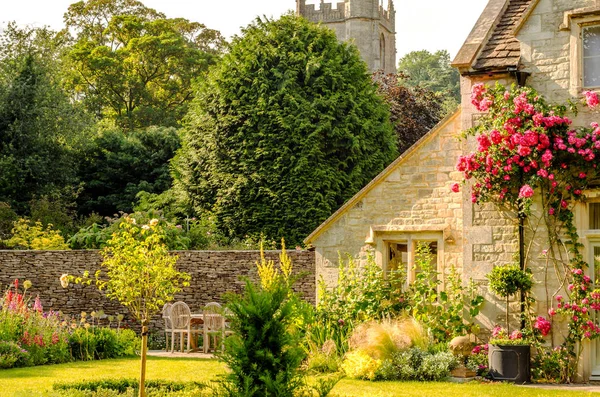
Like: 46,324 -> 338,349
173,15 -> 397,245
63,0 -> 225,129
398,49 -> 460,112
77,126 -> 180,216
373,71 -> 444,154
0,25 -> 90,213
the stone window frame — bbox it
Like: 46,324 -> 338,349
563,8 -> 600,96
371,230 -> 444,291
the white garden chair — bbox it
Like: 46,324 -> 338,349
169,301 -> 200,352
161,303 -> 173,351
203,302 -> 225,353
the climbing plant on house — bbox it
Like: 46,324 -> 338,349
453,82 -> 600,381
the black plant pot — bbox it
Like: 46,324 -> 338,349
488,344 -> 530,384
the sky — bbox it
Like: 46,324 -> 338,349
1,0 -> 489,61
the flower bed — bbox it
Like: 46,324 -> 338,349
0,279 -> 139,369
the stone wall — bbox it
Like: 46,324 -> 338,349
0,250 -> 315,334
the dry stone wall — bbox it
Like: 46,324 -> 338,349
0,250 -> 315,334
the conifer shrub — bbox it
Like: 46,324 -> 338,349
216,280 -> 305,396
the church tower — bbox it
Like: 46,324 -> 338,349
296,0 -> 396,74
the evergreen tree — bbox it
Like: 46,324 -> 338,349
0,53 -> 87,213
174,15 -> 397,244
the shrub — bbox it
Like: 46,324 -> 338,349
5,218 -> 69,250
410,243 -> 484,343
376,348 -> 456,381
305,351 -> 340,374
0,340 -> 28,368
69,327 -> 139,361
465,344 -> 489,377
341,350 -> 381,381
218,279 -> 305,396
531,346 -> 570,383
312,255 -> 408,355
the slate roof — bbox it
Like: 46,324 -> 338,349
473,0 -> 534,71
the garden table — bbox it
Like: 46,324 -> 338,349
189,313 -> 224,352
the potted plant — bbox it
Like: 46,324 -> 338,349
487,264 -> 533,384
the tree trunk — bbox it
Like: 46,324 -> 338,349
506,295 -> 510,334
140,324 -> 148,397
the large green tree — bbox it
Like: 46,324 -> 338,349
373,71 -> 443,154
398,49 -> 460,112
63,0 -> 225,129
174,15 -> 397,245
0,25 -> 90,213
77,126 -> 180,216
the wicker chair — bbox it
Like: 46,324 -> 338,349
170,301 -> 200,352
203,302 -> 224,353
161,303 -> 173,351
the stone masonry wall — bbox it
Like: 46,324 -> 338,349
312,111 -> 464,288
0,250 -> 315,334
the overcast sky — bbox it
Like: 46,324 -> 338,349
1,0 -> 488,61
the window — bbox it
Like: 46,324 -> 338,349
387,239 -> 439,289
590,202 -> 600,229
583,25 -> 600,88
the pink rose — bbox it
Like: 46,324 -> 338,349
519,184 -> 534,198
451,183 -> 460,193
585,90 -> 600,108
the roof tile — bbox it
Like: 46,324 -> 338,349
473,0 -> 534,71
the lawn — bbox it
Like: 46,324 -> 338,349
0,357 -> 597,397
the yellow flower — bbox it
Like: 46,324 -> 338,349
149,219 -> 159,226
23,280 -> 32,290
142,225 -> 150,230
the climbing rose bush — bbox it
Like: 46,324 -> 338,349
454,82 -> 600,381
456,83 -> 600,214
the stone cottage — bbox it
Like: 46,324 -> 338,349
305,0 -> 600,380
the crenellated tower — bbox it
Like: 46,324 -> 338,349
297,0 -> 396,74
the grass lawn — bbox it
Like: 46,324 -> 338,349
0,357 -> 598,397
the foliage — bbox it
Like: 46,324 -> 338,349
53,378 -> 207,395
0,202 -> 18,241
454,83 -> 600,380
29,195 -> 82,237
372,71 -> 444,153
174,14 -> 397,245
76,126 -> 181,217
218,279 -> 305,396
409,243 -> 485,343
397,50 -> 460,114
0,36 -> 89,213
6,219 -> 70,250
487,264 -> 533,299
341,350 -> 381,381
69,216 -> 190,397
69,327 -> 139,361
94,216 -> 190,324
311,255 -> 408,355
531,346 -> 571,383
63,0 -> 224,129
0,340 -> 29,369
344,346 -> 456,382
465,344 -> 489,377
